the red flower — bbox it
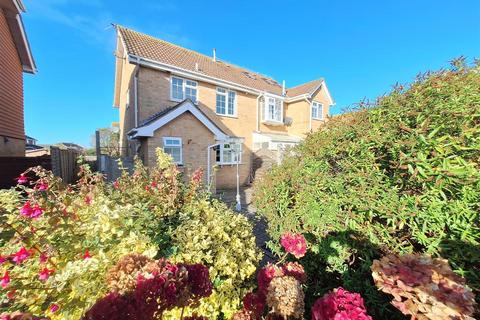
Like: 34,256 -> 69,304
0,255 -> 6,265
11,247 -> 30,264
113,180 -> 120,189
17,174 -> 28,184
83,250 -> 92,260
1,271 -> 10,288
85,195 -> 92,205
257,264 -> 283,294
281,262 -> 307,283
150,181 -> 158,188
6,290 -> 15,300
49,304 -> 60,313
39,268 -> 55,281
280,232 -> 307,258
243,292 -> 265,319
311,287 -> 372,320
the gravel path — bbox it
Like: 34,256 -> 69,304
215,187 -> 277,266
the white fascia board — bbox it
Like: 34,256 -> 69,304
14,14 -> 36,73
131,100 -> 228,141
285,93 -> 311,103
321,81 -> 335,105
128,54 -> 285,100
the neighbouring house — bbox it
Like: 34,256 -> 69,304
25,142 -> 84,157
0,0 -> 36,157
113,26 -> 334,189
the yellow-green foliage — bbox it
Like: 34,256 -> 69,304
0,150 -> 260,319
0,169 -> 156,320
169,199 -> 261,319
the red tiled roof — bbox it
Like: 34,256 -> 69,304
286,79 -> 323,98
117,25 -> 324,98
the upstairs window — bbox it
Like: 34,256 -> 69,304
216,142 -> 242,164
216,87 -> 236,116
312,101 -> 323,120
171,76 -> 198,103
163,137 -> 182,164
263,96 -> 283,123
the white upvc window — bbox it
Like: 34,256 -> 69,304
163,137 -> 182,164
216,87 -> 236,116
312,101 -> 324,120
263,96 -> 283,123
170,76 -> 198,103
216,142 -> 242,164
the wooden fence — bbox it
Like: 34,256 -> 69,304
50,146 -> 80,184
0,156 -> 51,189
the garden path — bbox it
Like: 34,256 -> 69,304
215,187 -> 276,266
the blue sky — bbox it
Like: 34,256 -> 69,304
23,0 -> 480,147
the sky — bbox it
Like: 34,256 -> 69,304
22,0 -> 480,147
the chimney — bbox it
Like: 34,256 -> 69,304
213,48 -> 216,62
282,80 -> 286,96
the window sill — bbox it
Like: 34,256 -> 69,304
312,117 -> 325,121
262,120 -> 284,126
216,162 -> 245,166
216,113 -> 238,119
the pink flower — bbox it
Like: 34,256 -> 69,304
19,202 -> 43,219
30,204 -> 43,218
257,263 -> 283,294
113,180 -> 120,189
84,195 -> 92,205
1,271 -> 10,288
19,201 -> 33,217
17,174 -> 28,184
49,304 -> 60,313
83,250 -> 92,260
311,287 -> 372,320
150,181 -> 158,188
35,181 -> 48,191
0,255 -> 7,265
39,268 -> 55,281
11,247 -> 30,264
280,232 -> 307,258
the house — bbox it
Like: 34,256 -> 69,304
113,26 -> 334,189
0,0 -> 36,157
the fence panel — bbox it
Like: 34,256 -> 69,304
0,156 -> 51,189
50,146 -> 80,184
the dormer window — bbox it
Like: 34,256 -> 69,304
312,101 -> 324,120
170,76 -> 198,103
262,96 -> 283,124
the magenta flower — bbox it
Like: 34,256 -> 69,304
35,181 -> 48,191
0,255 -> 7,265
30,204 -> 43,218
20,201 -> 33,217
17,174 -> 28,184
11,247 -> 30,264
39,268 -> 55,281
311,287 -> 372,320
1,271 -> 10,288
49,304 -> 60,313
280,232 -> 307,258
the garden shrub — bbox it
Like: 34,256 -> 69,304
0,150 -> 260,319
254,59 -> 480,318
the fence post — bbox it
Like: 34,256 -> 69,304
95,130 -> 101,170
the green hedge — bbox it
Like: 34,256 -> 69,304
254,59 -> 480,319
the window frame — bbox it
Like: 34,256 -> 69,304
170,76 -> 198,103
162,137 -> 183,165
215,87 -> 237,117
263,96 -> 283,123
216,142 -> 242,165
311,101 -> 324,120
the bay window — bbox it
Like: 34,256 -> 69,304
170,76 -> 198,103
216,87 -> 236,116
262,96 -> 283,123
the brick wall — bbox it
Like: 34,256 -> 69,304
0,8 -> 25,157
